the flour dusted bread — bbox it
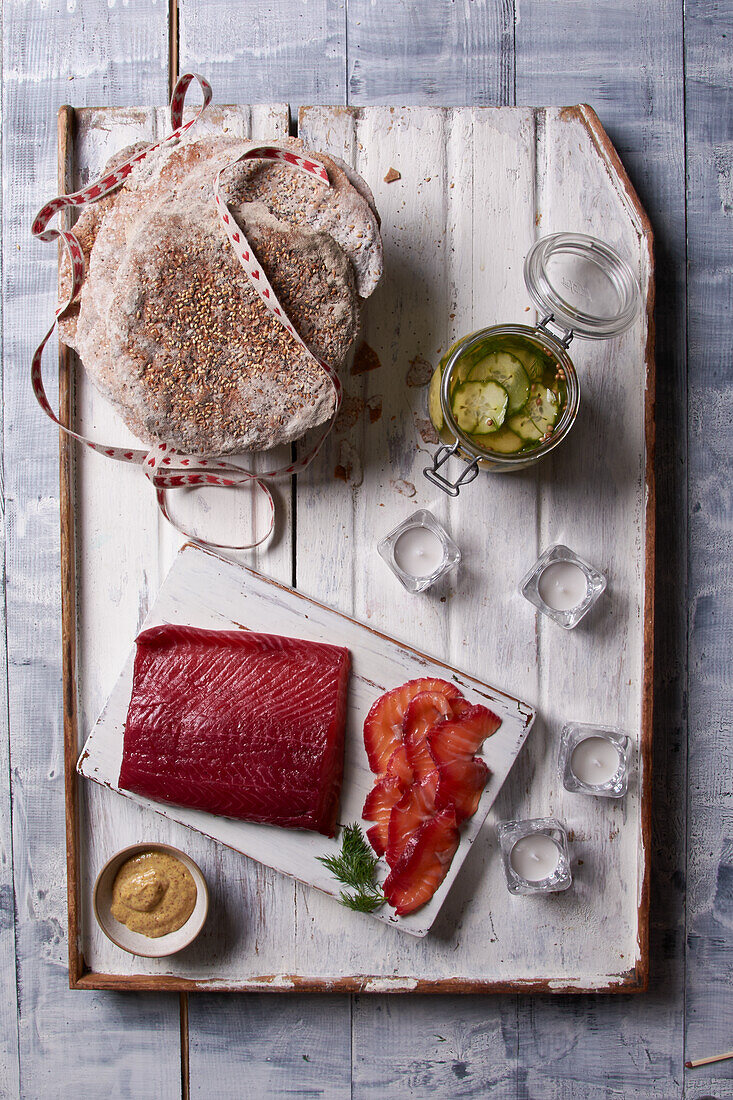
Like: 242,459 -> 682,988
59,132 -> 382,456
223,137 -> 383,297
102,204 -> 356,454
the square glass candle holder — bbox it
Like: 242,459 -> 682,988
377,509 -> 460,594
519,543 -> 606,629
497,818 -> 573,895
559,722 -> 632,799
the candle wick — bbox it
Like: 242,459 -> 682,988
530,853 -> 540,862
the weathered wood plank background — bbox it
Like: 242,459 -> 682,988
2,1 -> 731,1098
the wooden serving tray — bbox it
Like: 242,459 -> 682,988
59,102 -> 653,992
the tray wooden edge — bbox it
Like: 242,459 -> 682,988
69,966 -> 647,994
575,102 -> 656,999
57,103 -> 654,995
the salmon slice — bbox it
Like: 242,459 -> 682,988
385,776 -> 438,867
402,691 -> 455,783
383,808 -> 460,916
427,704 -> 502,766
362,775 -> 404,856
434,757 -> 490,823
362,677 -> 464,773
384,743 -> 414,789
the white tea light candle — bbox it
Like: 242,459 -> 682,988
570,736 -> 621,786
537,560 -> 588,610
519,543 -> 606,629
377,509 -> 461,593
497,817 -> 573,895
559,722 -> 632,798
393,525 -> 444,577
509,834 -> 561,882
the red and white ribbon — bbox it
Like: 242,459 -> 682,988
31,73 -> 342,549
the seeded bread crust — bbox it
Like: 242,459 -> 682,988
59,133 -> 381,456
101,204 -> 356,454
224,137 -> 383,296
58,141 -> 149,344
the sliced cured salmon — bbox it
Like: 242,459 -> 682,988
434,757 -> 490,823
384,743 -> 414,789
362,678 -> 503,915
427,704 -> 501,766
383,808 -> 460,916
362,677 -> 463,773
385,776 -> 437,867
362,775 -> 404,856
119,625 -> 350,836
402,691 -> 454,784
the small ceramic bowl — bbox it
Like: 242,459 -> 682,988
93,842 -> 209,958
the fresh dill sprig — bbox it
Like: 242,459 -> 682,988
318,823 -> 385,913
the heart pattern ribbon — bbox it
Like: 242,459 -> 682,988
31,73 -> 343,549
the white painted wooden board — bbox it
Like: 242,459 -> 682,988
296,104 -> 651,991
66,102 -> 650,989
78,542 -> 535,938
67,104 -> 299,987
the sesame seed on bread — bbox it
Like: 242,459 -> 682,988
59,133 -> 382,457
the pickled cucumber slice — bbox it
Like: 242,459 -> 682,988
455,358 -> 474,383
428,366 -> 443,431
504,343 -> 545,382
508,412 -> 543,442
468,352 -> 530,414
527,383 -> 560,435
451,381 -> 508,434
429,356 -> 473,434
473,426 -> 524,454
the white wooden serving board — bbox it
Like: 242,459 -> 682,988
77,543 -> 535,937
63,101 -> 652,992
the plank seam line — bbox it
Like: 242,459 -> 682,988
180,992 -> 190,1100
681,0 -> 690,1077
512,0 -> 517,107
168,0 -> 179,100
344,0 -> 349,106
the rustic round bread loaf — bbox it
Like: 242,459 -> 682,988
59,132 -> 382,456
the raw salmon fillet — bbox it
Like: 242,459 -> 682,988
118,625 -> 351,836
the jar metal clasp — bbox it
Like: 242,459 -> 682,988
537,313 -> 574,349
423,441 -> 481,497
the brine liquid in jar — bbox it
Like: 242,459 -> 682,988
428,332 -> 568,456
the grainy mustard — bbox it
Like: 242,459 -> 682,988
110,851 -> 196,938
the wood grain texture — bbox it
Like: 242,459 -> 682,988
346,0 -> 514,107
333,9 -> 520,1092
2,2 -> 181,1095
0,274 -> 20,1098
295,102 -> 651,985
514,3 -> 688,1097
684,2 -> 733,1096
177,11 -> 352,1091
5,1 -> 731,1097
179,0 -> 345,111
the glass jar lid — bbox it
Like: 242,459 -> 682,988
523,232 -> 641,340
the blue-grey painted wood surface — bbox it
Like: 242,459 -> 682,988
3,1 -> 732,1098
2,3 -> 183,1098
